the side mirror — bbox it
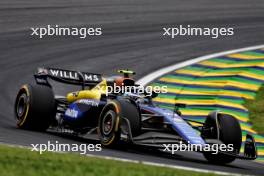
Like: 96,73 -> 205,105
174,103 -> 186,116
144,91 -> 158,98
175,103 -> 186,108
151,92 -> 158,98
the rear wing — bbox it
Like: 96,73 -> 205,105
34,67 -> 102,89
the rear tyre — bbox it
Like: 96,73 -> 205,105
14,84 -> 56,131
203,113 -> 242,164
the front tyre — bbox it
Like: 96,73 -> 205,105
98,98 -> 141,147
203,113 -> 242,164
98,101 -> 121,147
14,84 -> 56,131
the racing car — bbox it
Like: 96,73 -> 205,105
14,67 -> 257,164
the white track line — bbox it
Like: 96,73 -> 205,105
84,154 -> 253,176
136,45 -> 264,86
0,143 -> 253,176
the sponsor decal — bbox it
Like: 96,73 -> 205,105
65,109 -> 78,118
78,99 -> 99,107
48,68 -> 100,82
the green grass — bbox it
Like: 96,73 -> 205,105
244,86 -> 264,135
0,145 -> 220,176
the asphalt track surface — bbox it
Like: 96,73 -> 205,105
1,0 -> 264,175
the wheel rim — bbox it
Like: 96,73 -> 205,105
16,93 -> 27,119
102,111 -> 115,135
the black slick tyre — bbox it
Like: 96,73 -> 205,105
14,84 -> 56,131
203,113 -> 242,164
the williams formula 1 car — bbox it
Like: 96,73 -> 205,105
14,68 -> 257,164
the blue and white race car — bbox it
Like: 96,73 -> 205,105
14,68 -> 257,164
